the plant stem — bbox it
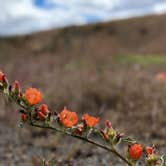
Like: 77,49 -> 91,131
30,122 -> 132,166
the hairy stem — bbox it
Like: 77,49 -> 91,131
30,122 -> 132,165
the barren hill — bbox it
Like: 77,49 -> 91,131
1,13 -> 166,60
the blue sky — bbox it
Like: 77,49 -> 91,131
1,0 -> 166,36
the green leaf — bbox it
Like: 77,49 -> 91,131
121,137 -> 137,144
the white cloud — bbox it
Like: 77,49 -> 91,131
153,2 -> 166,13
0,0 -> 87,35
0,0 -> 166,36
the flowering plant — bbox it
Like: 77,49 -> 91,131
0,70 -> 165,166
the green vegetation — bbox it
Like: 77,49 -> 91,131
114,55 -> 166,66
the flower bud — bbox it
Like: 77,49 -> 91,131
21,113 -> 28,121
74,123 -> 84,135
107,129 -> 116,138
100,129 -> 109,141
2,76 -> 8,85
0,71 -> 8,88
146,147 -> 153,155
12,80 -> 20,92
39,104 -> 49,115
145,154 -> 159,166
145,146 -> 159,166
37,111 -> 46,120
113,132 -> 124,144
0,71 -> 4,82
105,120 -> 112,128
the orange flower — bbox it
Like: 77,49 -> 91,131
146,146 -> 153,155
59,107 -> 78,128
24,88 -> 42,105
82,114 -> 99,127
0,70 -> 4,81
155,73 -> 166,81
21,113 -> 28,121
129,144 -> 143,160
39,104 -> 49,115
